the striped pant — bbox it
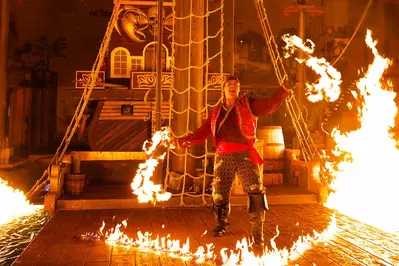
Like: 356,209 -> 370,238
212,150 -> 262,206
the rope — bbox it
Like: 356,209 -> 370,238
311,0 -> 373,85
330,0 -> 373,67
164,0 -> 224,205
172,29 -> 222,47
253,0 -> 327,183
27,2 -> 121,199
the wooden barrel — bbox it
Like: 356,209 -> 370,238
64,174 -> 86,195
256,126 -> 285,160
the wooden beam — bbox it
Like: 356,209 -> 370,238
0,0 -> 9,148
114,0 -> 174,6
57,192 -> 318,210
69,151 -> 146,175
70,151 -> 146,161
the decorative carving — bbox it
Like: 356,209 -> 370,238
207,73 -> 229,88
131,72 -> 230,89
116,5 -> 173,43
132,72 -> 173,88
75,71 -> 105,89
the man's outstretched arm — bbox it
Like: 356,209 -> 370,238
176,116 -> 212,148
249,85 -> 292,116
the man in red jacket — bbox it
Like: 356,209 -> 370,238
175,76 -> 291,251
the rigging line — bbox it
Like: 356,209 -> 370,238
174,5 -> 222,20
171,83 -> 225,94
172,51 -> 221,70
171,29 -> 222,47
27,3 -> 121,199
331,0 -> 373,67
311,0 -> 373,85
79,0 -> 91,10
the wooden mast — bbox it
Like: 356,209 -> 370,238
0,0 -> 9,154
154,0 -> 164,185
172,0 -> 190,175
155,0 -> 164,133
172,0 -> 204,176
190,0 -> 204,171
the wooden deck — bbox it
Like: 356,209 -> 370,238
14,204 -> 399,265
57,183 -> 319,210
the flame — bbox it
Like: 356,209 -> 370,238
221,218 -> 336,265
81,217 -> 337,265
282,34 -> 315,56
0,178 -> 42,225
80,220 -> 216,264
282,34 -> 342,102
322,30 -> 399,234
130,127 -> 172,203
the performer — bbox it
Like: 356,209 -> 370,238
173,76 -> 291,251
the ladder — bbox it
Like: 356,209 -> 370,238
253,0 -> 321,164
27,3 -> 121,199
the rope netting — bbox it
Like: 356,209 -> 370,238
163,0 -> 326,205
164,0 -> 224,205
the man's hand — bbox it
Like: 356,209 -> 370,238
281,84 -> 293,98
170,137 -> 179,149
282,84 -> 292,93
170,137 -> 191,150
180,140 -> 191,149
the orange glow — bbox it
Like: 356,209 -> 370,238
130,127 -> 172,203
322,30 -> 399,234
83,218 -> 337,265
0,178 -> 42,225
282,34 -> 342,103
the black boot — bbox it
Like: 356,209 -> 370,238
248,192 -> 268,255
212,202 -> 231,237
249,210 -> 265,254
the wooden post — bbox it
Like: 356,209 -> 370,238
155,0 -> 164,132
224,0 -> 235,76
172,0 -> 190,174
190,0 -> 204,171
296,5 -> 306,112
232,0 -> 235,76
283,4 -> 323,145
44,162 -> 70,216
154,0 -> 164,185
44,164 -> 61,216
0,0 -> 9,150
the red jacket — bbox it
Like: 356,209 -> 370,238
211,96 -> 257,144
178,86 -> 290,164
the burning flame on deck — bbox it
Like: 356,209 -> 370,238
321,30 -> 399,234
130,127 -> 172,203
79,217 -> 336,265
0,178 -> 42,225
282,30 -> 399,235
106,29 -> 399,265
282,34 -> 342,103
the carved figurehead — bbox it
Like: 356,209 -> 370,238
115,5 -> 173,43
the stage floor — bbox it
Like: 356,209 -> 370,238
14,204 -> 399,265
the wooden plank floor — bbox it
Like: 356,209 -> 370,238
14,205 -> 399,265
